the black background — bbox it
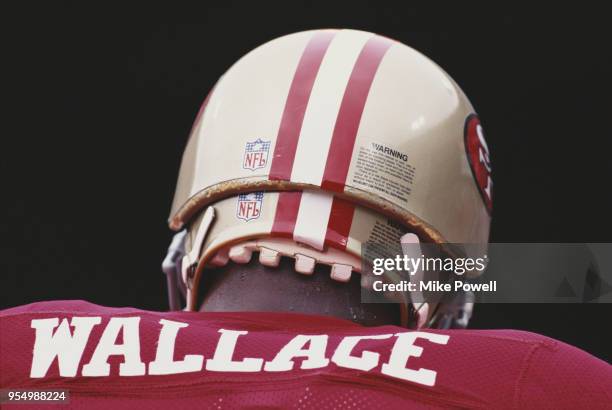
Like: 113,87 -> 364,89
3,2 -> 611,361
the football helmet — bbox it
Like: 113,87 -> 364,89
163,29 -> 492,328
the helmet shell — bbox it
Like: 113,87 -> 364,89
170,29 -> 491,252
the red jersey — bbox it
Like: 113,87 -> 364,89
1,301 -> 610,409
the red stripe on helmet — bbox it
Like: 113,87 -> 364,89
271,191 -> 303,238
269,31 -> 336,181
188,85 -> 216,139
321,36 -> 394,192
324,197 -> 356,250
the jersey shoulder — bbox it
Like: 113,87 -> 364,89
445,328 -> 612,409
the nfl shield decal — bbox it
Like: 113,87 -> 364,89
243,138 -> 271,171
237,192 -> 264,221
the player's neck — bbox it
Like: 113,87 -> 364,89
198,257 -> 400,326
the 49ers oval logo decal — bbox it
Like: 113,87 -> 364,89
464,114 -> 493,214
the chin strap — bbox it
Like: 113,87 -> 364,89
162,206 -> 216,311
181,206 -> 216,288
400,232 -> 474,329
162,230 -> 187,311
429,290 -> 474,329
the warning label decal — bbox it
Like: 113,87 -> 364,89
352,142 -> 415,204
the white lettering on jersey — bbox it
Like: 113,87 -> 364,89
331,334 -> 393,371
206,329 -> 263,372
30,317 -> 101,378
82,317 -> 145,376
149,319 -> 203,375
29,316 -> 449,386
381,331 -> 450,386
264,334 -> 329,371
